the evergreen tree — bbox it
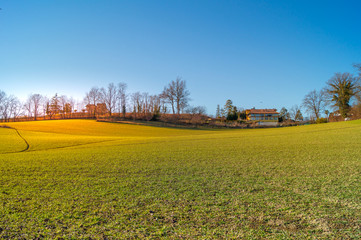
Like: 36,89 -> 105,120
216,104 -> 220,118
48,93 -> 60,117
295,109 -> 303,121
279,107 -> 290,122
227,106 -> 238,120
224,100 -> 233,114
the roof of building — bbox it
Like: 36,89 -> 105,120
246,109 -> 279,114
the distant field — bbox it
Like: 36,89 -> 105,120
1,119 -> 361,239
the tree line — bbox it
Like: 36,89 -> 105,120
2,64 -> 361,123
0,77 -> 206,122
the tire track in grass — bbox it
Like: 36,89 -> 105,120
13,128 -> 30,152
0,127 -> 30,154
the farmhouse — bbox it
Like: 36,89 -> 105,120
245,108 -> 279,126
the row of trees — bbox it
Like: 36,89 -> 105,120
0,91 -> 23,122
0,78 -> 203,122
215,100 -> 246,121
0,92 -> 78,122
83,77 -> 193,120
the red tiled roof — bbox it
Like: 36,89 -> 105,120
246,109 -> 279,114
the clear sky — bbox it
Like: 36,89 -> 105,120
1,0 -> 361,115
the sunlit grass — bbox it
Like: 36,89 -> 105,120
1,120 -> 361,238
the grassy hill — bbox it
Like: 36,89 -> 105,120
1,119 -> 361,238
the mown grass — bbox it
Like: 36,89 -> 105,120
1,120 -> 361,238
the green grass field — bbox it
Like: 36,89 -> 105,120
1,119 -> 361,239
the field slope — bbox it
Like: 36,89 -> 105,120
1,119 -> 361,239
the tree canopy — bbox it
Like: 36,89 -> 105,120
325,72 -> 360,118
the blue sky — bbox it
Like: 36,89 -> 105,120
1,0 -> 361,115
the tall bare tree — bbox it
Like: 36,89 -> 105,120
131,92 -> 143,114
117,82 -> 127,118
159,94 -> 168,114
162,77 -> 190,114
101,83 -> 117,116
149,94 -> 161,115
59,95 -> 68,118
7,95 -> 22,122
84,87 -> 101,118
131,92 -> 142,119
0,90 -> 5,120
68,97 -> 76,118
26,94 -> 43,120
24,98 -> 32,119
142,92 -> 149,117
161,86 -> 175,114
0,95 -> 10,121
0,90 -> 5,106
303,90 -> 327,120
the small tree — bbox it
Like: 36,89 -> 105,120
216,105 -> 220,118
289,105 -> 303,121
302,90 -> 327,120
324,110 -> 330,121
279,107 -> 290,122
48,94 -> 61,118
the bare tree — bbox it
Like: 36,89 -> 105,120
149,94 -> 161,115
0,90 -> 5,106
185,106 -> 207,126
101,83 -> 117,117
159,94 -> 168,114
162,77 -> 190,114
59,95 -> 68,118
185,106 -> 207,115
84,87 -> 101,118
175,78 -> 190,114
161,85 -> 175,114
68,97 -> 76,118
1,96 -> 10,122
289,105 -> 302,121
303,90 -> 327,120
25,94 -> 43,120
132,92 -> 143,113
0,90 -> 5,121
354,63 -> 361,78
142,92 -> 149,117
33,94 -> 43,120
7,95 -> 22,122
24,97 -> 32,120
117,82 -> 127,118
131,92 -> 143,119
